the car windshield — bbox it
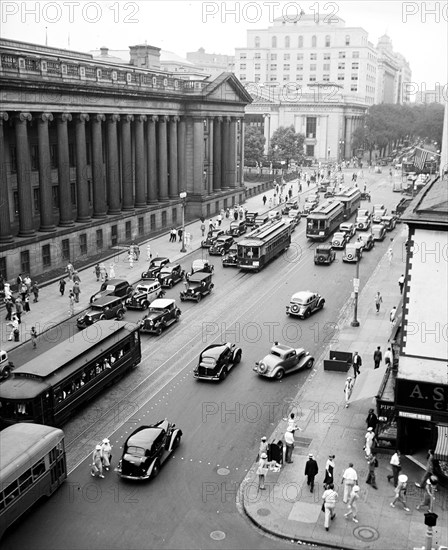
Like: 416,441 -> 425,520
136,285 -> 150,292
148,306 -> 167,313
159,268 -> 172,275
316,248 -> 329,254
333,233 -> 344,239
152,259 -> 165,267
103,284 -> 116,291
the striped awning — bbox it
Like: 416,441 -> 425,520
434,425 -> 448,461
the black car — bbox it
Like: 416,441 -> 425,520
90,279 -> 133,304
157,264 -> 185,288
201,229 -> 224,248
245,212 -> 259,227
222,244 -> 239,267
209,235 -> 234,256
281,200 -> 299,215
139,298 -> 181,335
141,257 -> 170,280
116,419 -> 182,480
314,244 -> 335,265
188,259 -> 214,278
180,272 -> 214,303
77,296 -> 126,329
360,191 -> 371,202
194,343 -> 243,381
227,220 -> 247,236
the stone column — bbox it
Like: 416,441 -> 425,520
56,113 -> 74,227
221,116 -> 230,188
147,115 -> 158,203
158,115 -> 169,201
36,112 -> 56,232
107,114 -> 121,214
213,116 -> 222,191
177,117 -> 186,193
134,115 -> 146,208
169,116 -> 179,198
91,114 -> 107,218
228,117 -> 237,188
14,113 -> 35,237
121,114 -> 134,211
207,117 -> 214,194
0,113 -> 13,242
193,117 -> 205,193
263,114 -> 271,155
237,118 -> 244,187
75,113 -> 91,222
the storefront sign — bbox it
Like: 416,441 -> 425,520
399,411 -> 432,421
396,379 -> 448,414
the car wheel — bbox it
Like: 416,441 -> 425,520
156,326 -> 163,336
168,281 -> 173,288
275,369 -> 285,380
151,459 -> 160,478
319,300 -> 325,310
304,309 -> 311,318
1,367 -> 11,379
142,301 -> 149,310
220,368 -> 228,381
196,294 -> 202,303
116,310 -> 124,321
99,314 -> 106,321
233,350 -> 242,364
306,358 -> 315,369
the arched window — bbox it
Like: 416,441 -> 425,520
325,35 -> 330,47
255,36 -> 260,48
298,35 -> 303,48
272,36 -> 277,48
311,35 -> 317,47
285,36 -> 290,48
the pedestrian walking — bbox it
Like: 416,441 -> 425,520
16,273 -> 23,288
384,347 -> 393,367
20,282 -> 28,301
170,228 -> 176,242
5,298 -> 13,321
59,278 -> 66,296
373,346 -> 382,369
374,291 -> 383,313
387,450 -> 401,487
284,427 -> 295,463
217,213 -> 222,226
344,485 -> 360,523
258,436 -> 268,461
366,409 -> 378,432
390,474 -> 410,511
91,445 -> 104,478
262,195 -> 267,206
344,376 -> 354,408
321,484 -> 338,531
341,463 -> 358,503
68,291 -> 75,316
284,412 -> 302,434
72,271 -> 81,284
209,218 -> 215,231
200,222 -> 206,237
416,476 -> 438,511
7,317 -> 19,341
23,294 -> 31,313
66,262 -> 74,281
364,427 -> 375,457
366,453 -> 378,489
72,281 -> 81,303
30,326 -> 38,349
100,263 -> 107,281
387,247 -> 393,265
101,438 -> 113,471
15,297 -> 23,324
415,450 -> 435,488
305,453 -> 319,493
30,281 -> 39,302
323,455 -> 335,489
352,351 -> 362,378
177,227 -> 183,242
109,264 -> 116,279
94,263 -> 101,281
398,274 -> 405,294
257,452 -> 269,490
390,306 -> 397,326
146,244 -> 152,261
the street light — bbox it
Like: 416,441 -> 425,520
179,191 -> 187,253
339,139 -> 345,162
351,248 -> 361,327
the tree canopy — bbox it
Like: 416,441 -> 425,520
268,125 -> 305,166
243,125 -> 266,164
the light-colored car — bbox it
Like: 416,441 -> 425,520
0,350 -> 14,379
125,281 -> 164,309
253,342 -> 314,380
355,209 -> 372,230
356,232 -> 375,251
339,222 -> 356,239
371,223 -> 387,241
372,204 -> 387,223
342,241 -> 364,262
331,231 -> 348,249
381,215 -> 397,231
286,291 -> 325,318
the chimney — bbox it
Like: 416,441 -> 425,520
129,44 -> 161,69
100,47 -> 108,56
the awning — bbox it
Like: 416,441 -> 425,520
349,367 -> 387,403
435,425 -> 448,461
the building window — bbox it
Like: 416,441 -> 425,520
283,64 -> 290,70
310,64 -> 316,71
283,53 -> 290,60
240,53 -> 246,59
52,186 -> 59,208
31,145 -> 39,171
298,36 -> 303,48
172,208 -> 177,224
297,53 -> 303,60
124,220 -> 131,240
285,36 -> 290,48
272,36 -> 277,48
21,250 -> 30,274
150,214 -> 156,231
33,188 -> 40,211
71,182 -> 76,205
50,144 -> 58,168
161,211 -> 167,228
309,76 -> 316,82
353,51 -> 359,59
270,76 -> 277,81
324,53 -> 331,60
337,73 -> 345,81
351,84 -> 358,92
61,239 -> 70,261
254,52 -> 261,59
345,35 -> 350,46
339,51 -> 346,59
255,63 -> 261,70
352,62 -> 359,70
351,74 -> 358,81
310,53 -> 317,60
271,53 -> 277,60
270,64 -> 277,70
96,229 -> 103,250
138,217 -> 144,236
42,244 -> 51,268
0,256 -> 7,280
296,64 -> 303,71
240,74 -> 246,81
79,234 -> 87,256
283,75 -> 290,82
306,117 -> 317,138
255,75 -> 260,82
254,36 -> 260,47
325,35 -> 330,47
240,63 -> 246,70
311,35 -> 317,47
323,63 -> 330,70
338,62 -> 345,69
111,225 -> 118,247
306,145 -> 314,156
323,74 -> 330,81
296,75 -> 303,81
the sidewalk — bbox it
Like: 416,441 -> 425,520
241,226 -> 448,549
1,179 -> 316,352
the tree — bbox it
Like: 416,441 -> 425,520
268,125 -> 305,167
244,126 -> 265,165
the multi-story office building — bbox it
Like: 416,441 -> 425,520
375,34 -> 412,105
186,48 -> 235,76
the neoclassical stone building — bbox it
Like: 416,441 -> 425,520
0,39 -> 251,280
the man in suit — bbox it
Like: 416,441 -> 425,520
304,454 -> 319,493
352,352 -> 362,378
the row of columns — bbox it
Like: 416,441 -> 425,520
0,112 -> 242,243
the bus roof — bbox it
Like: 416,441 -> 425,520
0,424 -> 64,486
333,187 -> 361,201
307,200 -> 343,217
243,220 -> 289,242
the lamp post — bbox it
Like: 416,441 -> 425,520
179,191 -> 187,253
351,248 -> 361,327
339,139 -> 345,163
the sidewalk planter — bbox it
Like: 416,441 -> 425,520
323,350 -> 352,372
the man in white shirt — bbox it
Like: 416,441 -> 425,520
284,427 -> 295,463
387,451 -> 401,487
341,463 -> 358,503
384,347 -> 393,367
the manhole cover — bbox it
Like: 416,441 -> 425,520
353,526 -> 380,542
217,468 -> 230,476
210,531 -> 226,541
257,508 -> 271,517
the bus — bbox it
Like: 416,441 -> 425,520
306,200 -> 345,240
0,424 -> 66,539
237,219 -> 291,272
332,187 -> 361,220
0,320 -> 141,428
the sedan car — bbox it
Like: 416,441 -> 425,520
77,296 -> 126,329
157,264 -> 185,288
209,235 -> 234,256
116,419 -> 182,480
194,342 -> 242,381
222,244 -> 239,267
139,298 -> 181,335
356,232 -> 375,251
125,281 -> 165,310
331,231 -> 348,249
371,223 -> 387,241
286,291 -> 325,318
381,215 -> 397,231
90,279 -> 133,304
339,222 -> 356,239
141,257 -> 170,280
253,342 -> 314,380
188,259 -> 214,277
201,229 -> 224,248
314,244 -> 335,265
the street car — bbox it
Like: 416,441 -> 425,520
209,235 -> 234,256
371,223 -> 387,241
253,342 -> 314,380
355,209 -> 372,230
342,241 -> 364,262
0,350 -> 14,379
381,215 -> 397,231
180,272 -> 214,303
125,281 -> 165,310
339,222 -> 356,239
90,279 -> 133,304
286,291 -> 325,319
331,231 -> 349,249
157,264 -> 185,288
194,342 -> 243,381
77,296 -> 126,329
116,419 -> 182,480
139,298 -> 181,335
141,257 -> 170,280
188,259 -> 214,278
314,244 -> 335,265
201,228 -> 224,248
222,244 -> 239,267
356,232 -> 375,251
226,220 -> 246,236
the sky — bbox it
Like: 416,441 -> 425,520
1,0 -> 447,92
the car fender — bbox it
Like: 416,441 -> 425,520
167,429 -> 183,451
146,457 -> 159,478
